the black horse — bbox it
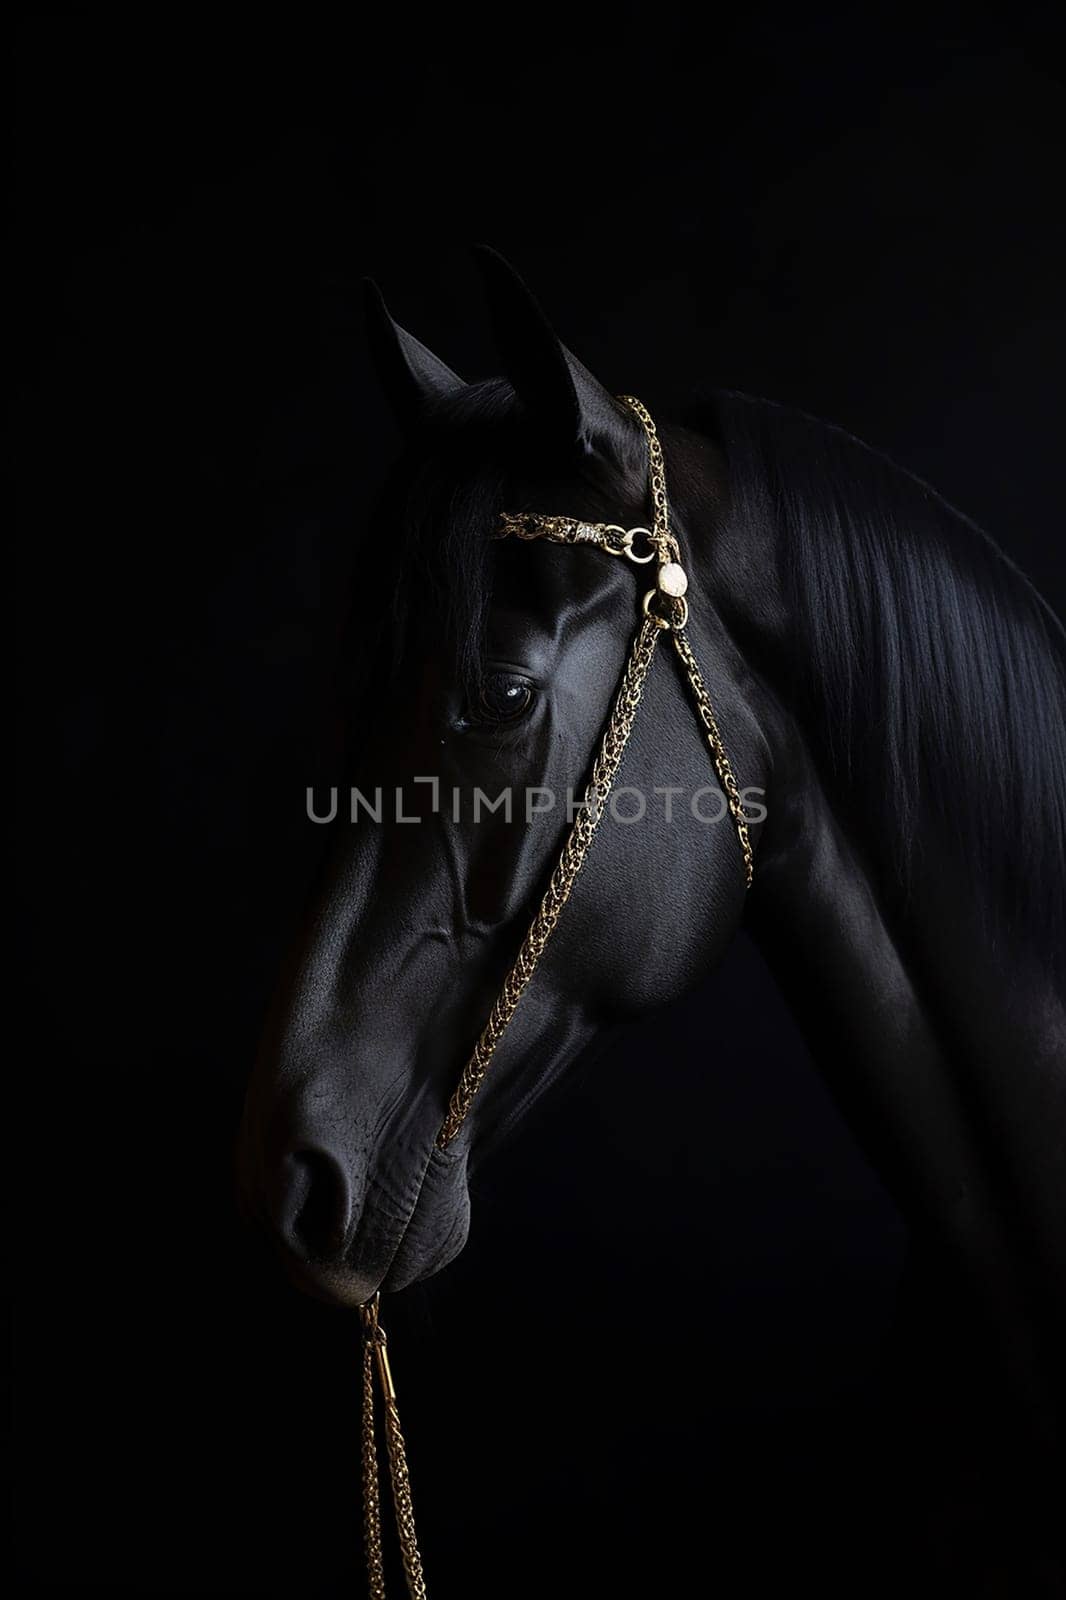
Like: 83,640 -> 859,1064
238,249 -> 1065,1582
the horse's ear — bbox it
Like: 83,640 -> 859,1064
473,245 -> 633,460
363,279 -> 466,429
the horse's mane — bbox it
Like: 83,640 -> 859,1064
699,391 -> 1066,967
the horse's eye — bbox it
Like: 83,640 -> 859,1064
475,672 -> 534,724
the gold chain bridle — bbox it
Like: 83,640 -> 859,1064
358,396 -> 754,1597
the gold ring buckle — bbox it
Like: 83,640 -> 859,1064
622,526 -> 658,564
642,589 -> 688,630
603,525 -> 658,564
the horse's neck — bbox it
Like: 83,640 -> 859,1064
746,714 -> 1065,1433
683,430 -> 1064,1294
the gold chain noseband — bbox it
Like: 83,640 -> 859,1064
358,395 -> 754,1597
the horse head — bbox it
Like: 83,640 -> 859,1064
237,250 -> 768,1304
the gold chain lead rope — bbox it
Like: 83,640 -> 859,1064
360,1295 -> 427,1599
358,398 -> 754,1596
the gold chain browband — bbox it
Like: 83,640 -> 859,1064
358,396 -> 754,1597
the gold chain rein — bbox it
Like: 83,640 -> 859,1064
358,396 -> 753,1596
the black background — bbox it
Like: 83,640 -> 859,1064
14,6 -> 1066,1596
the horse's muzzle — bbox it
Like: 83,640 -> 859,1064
236,1106 -> 471,1307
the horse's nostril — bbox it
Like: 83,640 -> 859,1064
282,1149 -> 351,1263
